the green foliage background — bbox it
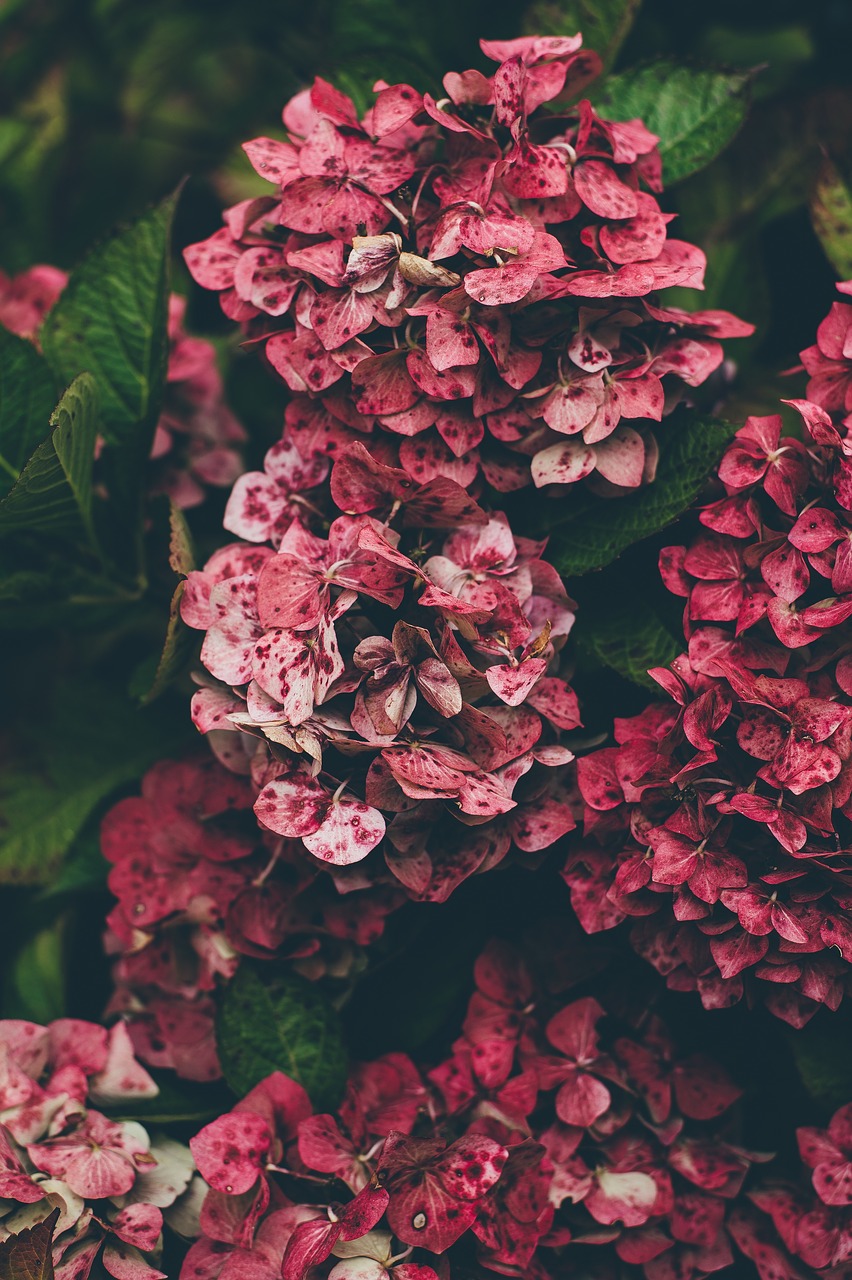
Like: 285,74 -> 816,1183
1,0 -> 852,1157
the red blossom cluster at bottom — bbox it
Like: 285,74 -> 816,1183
180,935 -> 809,1280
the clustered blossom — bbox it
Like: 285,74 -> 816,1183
180,487 -> 581,904
564,282 -> 852,1027
101,756 -> 402,1082
0,266 -> 245,508
57,37 -> 852,1280
0,1017 -> 202,1278
181,936 -> 770,1280
183,36 -> 750,499
733,1101 -> 852,1276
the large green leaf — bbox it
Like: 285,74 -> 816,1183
546,417 -> 734,577
0,1209 -> 58,1280
578,597 -> 682,688
40,193 -> 176,448
810,155 -> 852,280
217,965 -> 348,1111
522,0 -> 641,71
0,331 -> 57,497
788,1015 -> 852,1112
597,62 -> 752,184
0,374 -> 98,540
0,682 -> 193,886
2,916 -> 66,1023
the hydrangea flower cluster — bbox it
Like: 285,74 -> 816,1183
564,283 -> 852,1027
183,37 -> 750,498
0,266 -> 245,508
181,467 -> 581,904
0,1017 -> 202,1279
734,1102 -> 852,1275
101,756 -> 402,1082
181,935 -> 767,1280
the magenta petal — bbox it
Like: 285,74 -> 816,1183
485,659 -> 547,706
555,1071 -> 612,1127
303,798 -> 386,865
190,1112 -> 271,1195
574,160 -> 638,220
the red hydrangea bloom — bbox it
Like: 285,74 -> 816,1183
0,264 -> 66,341
0,267 -> 245,509
800,297 -> 852,417
563,283 -> 852,1028
180,459 -> 581,904
183,38 -> 750,499
183,935 -> 761,1280
733,1102 -> 852,1274
101,755 -> 403,1081
0,1017 -> 201,1279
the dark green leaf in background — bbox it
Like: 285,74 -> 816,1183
788,1014 -> 852,1113
0,373 -> 99,542
810,154 -> 852,280
217,965 -> 348,1111
2,914 -> 66,1022
546,417 -> 734,577
597,61 -> 753,184
0,681 -> 193,885
0,331 -> 57,497
523,0 -> 641,72
102,1072 -> 233,1126
578,595 -> 682,689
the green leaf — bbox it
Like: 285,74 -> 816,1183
0,682 -> 193,886
40,193 -> 176,448
0,118 -> 30,167
810,155 -> 852,280
522,0 -> 641,71
217,965 -> 348,1111
0,1208 -> 59,1280
0,331 -> 57,496
597,62 -> 752,184
0,374 -> 99,541
696,23 -> 815,100
788,1014 -> 852,1112
578,597 -> 682,688
3,916 -> 66,1023
166,500 -> 195,576
134,501 -> 197,704
39,829 -> 108,898
102,1073 -> 233,1126
545,417 -> 735,577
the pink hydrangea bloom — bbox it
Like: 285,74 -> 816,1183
0,1017 -> 200,1280
183,38 -> 751,498
735,1102 -> 852,1274
0,264 -> 66,341
563,283 -> 852,1027
180,489 -> 580,905
101,755 -> 403,1081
